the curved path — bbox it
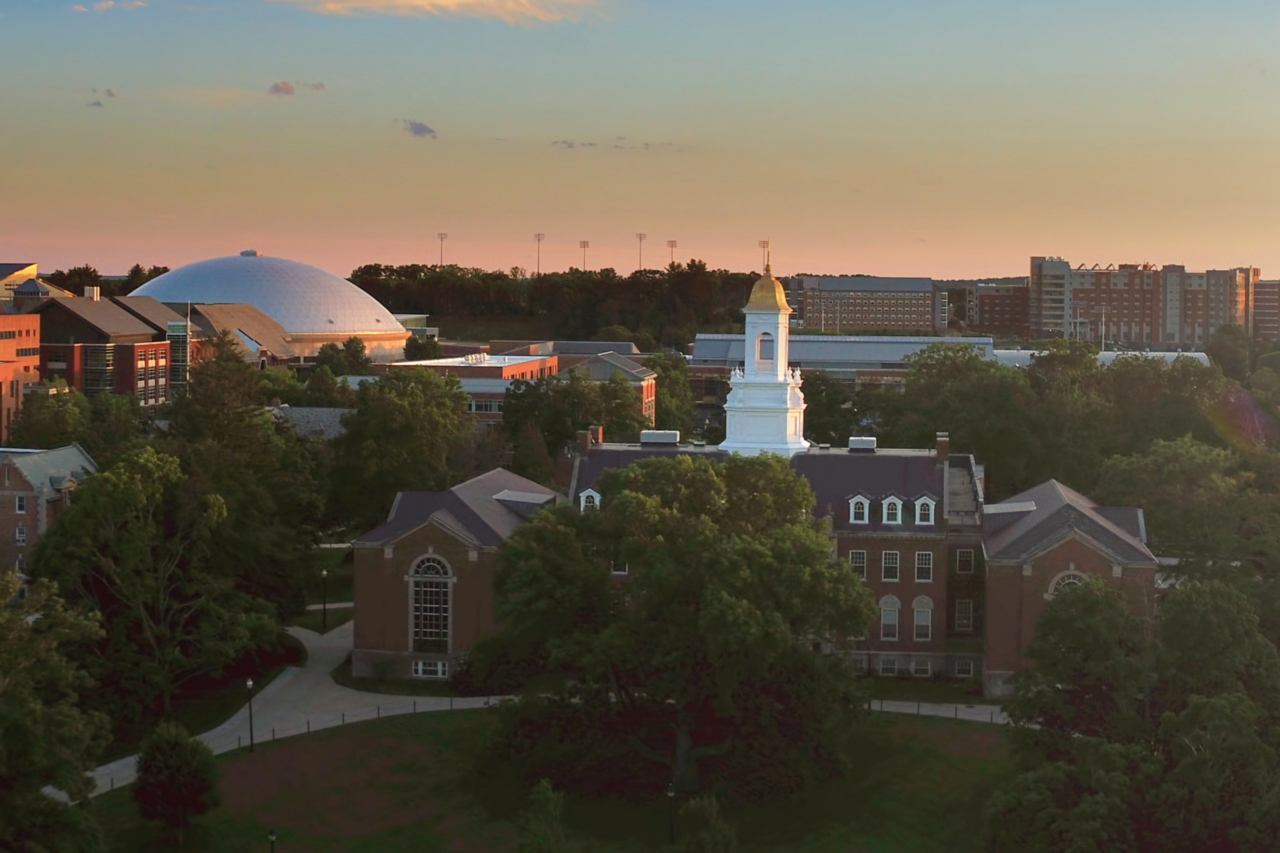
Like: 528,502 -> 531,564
86,623 -> 1009,797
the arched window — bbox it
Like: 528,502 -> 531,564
912,596 -> 933,642
1047,571 -> 1088,599
915,497 -> 935,526
882,497 -> 902,525
849,496 -> 869,524
879,595 -> 900,642
410,556 -> 452,653
579,489 -> 600,512
757,332 -> 775,362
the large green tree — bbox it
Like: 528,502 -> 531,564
483,455 -> 874,798
648,351 -> 696,436
800,370 -> 855,446
133,722 -> 220,844
0,575 -> 109,853
7,385 -> 90,449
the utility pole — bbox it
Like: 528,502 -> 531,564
437,232 -> 447,266
636,233 -> 647,271
580,240 -> 590,270
666,240 -> 677,266
534,233 -> 545,276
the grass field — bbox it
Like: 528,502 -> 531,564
866,676 -> 999,707
93,707 -> 1012,852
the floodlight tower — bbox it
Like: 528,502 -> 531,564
636,233 -> 647,270
534,233 -> 545,276
437,232 -> 448,266
580,240 -> 590,270
758,239 -> 771,270
667,240 -> 677,265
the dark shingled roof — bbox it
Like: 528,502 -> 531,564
983,480 -> 1155,565
0,263 -> 36,279
353,468 -> 560,549
110,296 -> 186,333
35,297 -> 158,338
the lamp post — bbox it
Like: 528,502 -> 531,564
246,678 -> 255,752
579,240 -> 589,270
437,232 -> 448,266
666,781 -> 675,845
320,568 -> 328,633
636,233 -> 647,271
534,233 -> 545,276
267,828 -> 277,852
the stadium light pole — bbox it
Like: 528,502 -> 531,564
667,240 -> 677,266
534,233 -> 545,276
437,232 -> 448,266
636,233 -> 647,271
758,239 -> 771,270
579,240 -> 590,270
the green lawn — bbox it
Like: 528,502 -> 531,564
92,707 -> 1013,852
867,676 -> 999,707
306,548 -> 353,606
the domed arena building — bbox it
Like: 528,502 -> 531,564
133,251 -> 409,362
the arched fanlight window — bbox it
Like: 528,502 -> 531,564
410,556 -> 452,653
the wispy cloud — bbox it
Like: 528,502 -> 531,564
300,81 -> 326,91
74,0 -> 145,10
261,0 -> 599,24
268,81 -> 296,96
87,100 -> 104,107
401,120 -> 437,138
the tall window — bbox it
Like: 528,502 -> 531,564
915,498 -> 934,526
956,549 -> 975,574
848,550 -> 867,579
915,552 -> 933,582
849,497 -> 869,524
956,599 -> 974,632
879,595 -> 900,641
15,525 -> 26,546
913,596 -> 933,641
881,551 -> 900,582
15,496 -> 24,514
757,332 -> 775,361
411,556 -> 451,654
882,498 -> 902,525
579,490 -> 600,512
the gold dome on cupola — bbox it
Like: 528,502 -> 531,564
744,264 -> 792,313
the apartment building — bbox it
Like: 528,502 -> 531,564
791,276 -> 947,333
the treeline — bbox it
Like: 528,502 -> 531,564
44,263 -> 168,297
348,261 -> 758,347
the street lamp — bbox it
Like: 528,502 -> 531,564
246,678 -> 255,752
437,232 -> 448,266
636,233 -> 647,271
267,828 -> 277,852
320,568 -> 328,633
579,240 -> 590,270
534,233 -> 545,276
666,781 -> 675,845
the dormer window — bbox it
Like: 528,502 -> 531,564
849,496 -> 870,525
882,497 -> 902,525
915,497 -> 935,526
579,489 -> 601,512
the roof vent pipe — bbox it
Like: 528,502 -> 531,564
848,436 -> 877,453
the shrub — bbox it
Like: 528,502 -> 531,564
132,721 -> 220,844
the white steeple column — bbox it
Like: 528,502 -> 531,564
718,265 -> 808,457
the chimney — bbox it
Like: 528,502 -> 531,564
936,431 -> 950,464
85,286 -> 101,302
577,430 -> 591,455
589,425 -> 604,446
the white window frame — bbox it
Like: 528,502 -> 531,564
882,497 -> 902,525
848,496 -> 870,525
14,496 -> 24,515
1046,570 -> 1088,599
879,655 -> 898,676
15,525 -> 25,546
610,561 -> 629,576
579,489 -> 601,512
955,659 -> 975,678
879,595 -> 900,641
412,660 -> 449,679
915,551 -> 933,583
409,555 -> 452,654
848,550 -> 867,579
912,657 -> 931,677
881,551 -> 900,582
915,497 -> 935,526
913,596 -> 933,642
956,549 -> 975,574
956,599 -> 974,632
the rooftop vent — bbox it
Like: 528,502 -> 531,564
640,430 -> 680,445
848,436 -> 877,453
818,443 -> 831,450
239,250 -> 262,257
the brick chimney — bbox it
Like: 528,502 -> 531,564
589,425 -> 604,446
936,431 -> 950,464
576,430 -> 591,455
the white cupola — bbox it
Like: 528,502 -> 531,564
718,264 -> 808,457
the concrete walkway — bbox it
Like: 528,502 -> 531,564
86,623 -> 1009,797
306,600 -> 353,610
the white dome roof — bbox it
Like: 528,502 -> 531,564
134,252 -> 406,338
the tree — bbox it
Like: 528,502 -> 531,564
133,721 -> 220,844
82,393 -> 144,466
0,575 -> 109,853
304,365 -> 355,407
314,342 -> 350,376
342,336 -> 372,375
121,264 -> 170,295
33,448 -> 274,720
486,455 -> 874,798
677,796 -> 739,853
1206,323 -> 1252,382
7,384 -> 90,449
511,422 -> 554,485
45,265 -> 102,297
329,368 -> 471,527
800,371 -> 855,446
517,779 -> 568,853
649,351 -> 696,435
596,372 -> 648,443
258,367 -> 308,407
404,334 -> 444,361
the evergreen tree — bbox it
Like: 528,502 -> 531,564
133,721 -> 220,844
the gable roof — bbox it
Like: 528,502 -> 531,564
353,468 -> 560,549
269,406 -> 352,440
569,351 -> 656,382
109,296 -> 185,333
14,278 -> 73,298
186,303 -> 297,359
0,264 -> 37,280
0,444 -> 97,492
983,480 -> 1155,565
35,297 -> 157,338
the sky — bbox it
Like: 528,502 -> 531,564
1,0 -> 1278,278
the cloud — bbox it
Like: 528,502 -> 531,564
268,81 -> 296,96
72,5 -> 88,10
552,139 -> 596,150
401,120 -> 437,138
300,81 -> 325,90
73,1 -> 145,10
87,100 -> 104,107
260,0 -> 600,24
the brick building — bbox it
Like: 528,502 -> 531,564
1254,280 -> 1280,342
973,283 -> 1031,339
0,313 -> 42,445
568,351 -> 657,425
0,445 -> 97,594
350,469 -> 561,679
790,276 -> 947,333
